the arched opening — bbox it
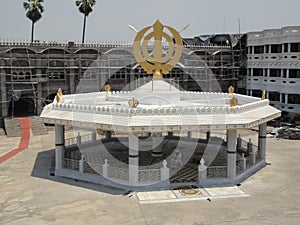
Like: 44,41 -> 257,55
8,94 -> 35,117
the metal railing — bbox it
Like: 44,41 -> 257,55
108,166 -> 129,180
207,166 -> 227,178
139,169 -> 161,182
63,158 -> 79,171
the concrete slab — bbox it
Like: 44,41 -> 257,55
135,186 -> 248,204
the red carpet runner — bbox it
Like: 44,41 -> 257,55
0,117 -> 31,164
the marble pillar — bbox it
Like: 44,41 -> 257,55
129,133 -> 139,185
55,124 -> 65,170
227,129 -> 237,179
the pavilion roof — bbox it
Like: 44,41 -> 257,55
40,80 -> 281,132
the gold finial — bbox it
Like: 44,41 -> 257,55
228,86 -> 234,95
105,84 -> 111,94
133,20 -> 183,80
230,97 -> 238,107
56,88 -> 63,103
128,98 -> 139,108
261,90 -> 266,100
58,88 -> 63,97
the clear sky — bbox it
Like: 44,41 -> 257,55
1,0 -> 299,43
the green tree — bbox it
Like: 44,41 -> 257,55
23,0 -> 44,42
75,0 -> 96,44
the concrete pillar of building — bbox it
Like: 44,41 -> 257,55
267,69 -> 270,77
129,133 -> 139,185
266,91 -> 269,99
36,83 -> 43,115
55,124 -> 65,170
258,123 -> 267,162
286,69 -> 290,79
187,131 -> 192,138
69,59 -> 76,94
227,129 -> 237,179
0,69 -> 8,118
285,94 -> 288,104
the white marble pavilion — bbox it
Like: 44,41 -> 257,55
40,80 -> 281,188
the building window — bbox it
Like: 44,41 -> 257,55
254,46 -> 264,54
270,69 -> 281,77
269,92 -> 280,102
253,68 -> 263,76
288,94 -> 300,105
271,44 -> 282,53
48,71 -> 65,80
289,69 -> 300,79
281,94 -> 286,103
252,89 -> 262,98
291,43 -> 300,52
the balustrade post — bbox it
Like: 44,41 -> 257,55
102,159 -> 108,178
79,156 -> 84,173
240,153 -> 246,171
247,139 -> 256,164
198,158 -> 207,185
160,160 -> 170,184
76,132 -> 81,146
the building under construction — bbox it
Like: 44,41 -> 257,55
0,34 -> 246,127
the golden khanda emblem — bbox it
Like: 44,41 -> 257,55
230,97 -> 238,107
104,84 -> 111,94
133,20 -> 183,80
128,98 -> 139,108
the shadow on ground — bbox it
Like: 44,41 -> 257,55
31,149 -> 128,196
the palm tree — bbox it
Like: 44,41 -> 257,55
23,0 -> 44,43
75,0 -> 96,44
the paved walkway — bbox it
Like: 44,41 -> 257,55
0,117 -> 31,163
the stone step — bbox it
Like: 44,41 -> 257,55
4,117 -> 21,137
30,116 -> 48,136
